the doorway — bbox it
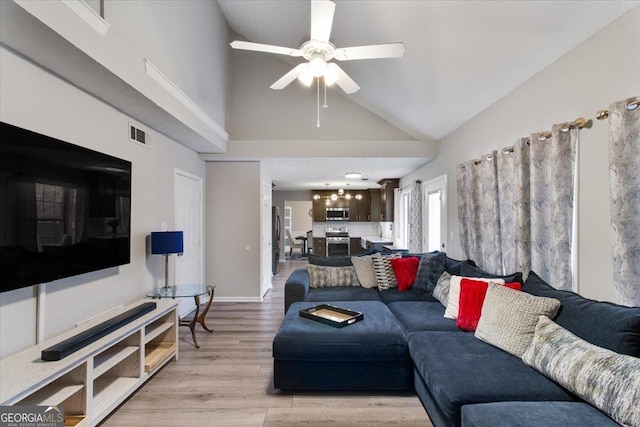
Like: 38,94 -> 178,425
422,175 -> 448,252
174,170 -> 204,316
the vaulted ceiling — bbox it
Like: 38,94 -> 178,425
219,0 -> 637,142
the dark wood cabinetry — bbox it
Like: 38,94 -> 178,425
349,238 -> 362,255
378,179 -> 399,222
349,191 -> 370,222
369,189 -> 381,222
310,183 -> 397,223
313,238 -> 326,257
312,194 -> 326,222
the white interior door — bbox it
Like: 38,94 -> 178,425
261,183 -> 272,297
175,170 -> 204,316
284,206 -> 292,254
423,175 -> 448,252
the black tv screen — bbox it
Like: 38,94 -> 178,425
0,122 -> 131,293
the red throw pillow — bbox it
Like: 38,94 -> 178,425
390,257 -> 420,292
457,279 -> 522,331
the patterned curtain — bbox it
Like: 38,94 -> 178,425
456,151 -> 502,273
609,96 -> 640,306
458,126 -> 577,288
529,125 -> 577,291
408,181 -> 422,253
496,138 -> 531,275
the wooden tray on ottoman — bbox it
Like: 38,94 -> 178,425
299,304 -> 364,328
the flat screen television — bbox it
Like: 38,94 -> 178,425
0,122 -> 131,293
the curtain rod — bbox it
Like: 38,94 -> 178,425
596,97 -> 640,120
398,180 -> 422,190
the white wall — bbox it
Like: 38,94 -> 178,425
0,46 -> 206,357
205,162 -> 262,300
401,7 -> 640,303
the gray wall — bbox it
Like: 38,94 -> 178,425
400,7 -> 640,303
205,162 -> 262,299
0,46 -> 206,357
0,0 -> 230,358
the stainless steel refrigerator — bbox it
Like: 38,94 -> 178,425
272,206 -> 281,274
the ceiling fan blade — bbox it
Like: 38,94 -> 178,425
270,64 -> 309,90
334,43 -> 405,61
327,63 -> 359,94
311,0 -> 336,44
230,40 -> 303,57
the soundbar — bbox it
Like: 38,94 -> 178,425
41,302 -> 157,361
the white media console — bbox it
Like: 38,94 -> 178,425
0,299 -> 179,426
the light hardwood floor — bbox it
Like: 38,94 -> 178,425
101,260 -> 433,426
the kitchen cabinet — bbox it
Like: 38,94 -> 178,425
312,194 -> 326,222
349,191 -> 370,221
378,179 -> 399,222
349,238 -> 361,255
369,189 -> 380,222
313,238 -> 327,256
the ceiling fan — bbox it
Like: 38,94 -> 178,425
229,0 -> 405,94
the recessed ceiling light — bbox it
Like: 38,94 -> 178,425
345,172 -> 362,179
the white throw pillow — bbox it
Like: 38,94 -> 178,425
444,275 -> 504,319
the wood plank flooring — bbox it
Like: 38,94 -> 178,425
101,260 -> 433,426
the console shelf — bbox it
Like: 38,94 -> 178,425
0,299 -> 178,427
93,345 -> 139,379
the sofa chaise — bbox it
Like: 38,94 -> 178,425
275,252 -> 640,427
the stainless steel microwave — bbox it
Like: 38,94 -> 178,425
326,207 -> 349,221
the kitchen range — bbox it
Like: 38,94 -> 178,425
325,226 -> 349,256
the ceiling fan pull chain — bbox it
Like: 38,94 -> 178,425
317,77 -> 320,128
323,78 -> 328,109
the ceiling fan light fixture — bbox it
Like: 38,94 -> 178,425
345,172 -> 362,179
324,65 -> 339,86
309,57 -> 327,77
298,66 -> 314,86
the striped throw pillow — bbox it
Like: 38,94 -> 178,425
372,253 -> 401,291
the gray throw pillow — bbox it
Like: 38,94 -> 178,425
351,255 -> 377,288
432,271 -> 452,307
307,265 -> 359,288
413,251 -> 447,293
475,283 -> 561,357
522,316 -> 640,427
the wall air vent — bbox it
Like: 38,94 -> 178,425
129,123 -> 151,148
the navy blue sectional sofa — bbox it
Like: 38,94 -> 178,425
281,255 -> 640,427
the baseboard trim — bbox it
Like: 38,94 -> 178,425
214,296 -> 263,303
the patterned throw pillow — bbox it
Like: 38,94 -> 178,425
522,316 -> 640,427
432,271 -> 452,307
413,251 -> 447,293
444,275 -> 504,319
475,283 -> 561,357
307,265 -> 359,288
372,253 -> 401,291
351,255 -> 378,288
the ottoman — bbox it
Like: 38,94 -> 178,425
273,301 -> 410,391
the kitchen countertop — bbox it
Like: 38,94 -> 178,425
360,235 -> 394,243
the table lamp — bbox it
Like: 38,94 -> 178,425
150,231 -> 184,289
